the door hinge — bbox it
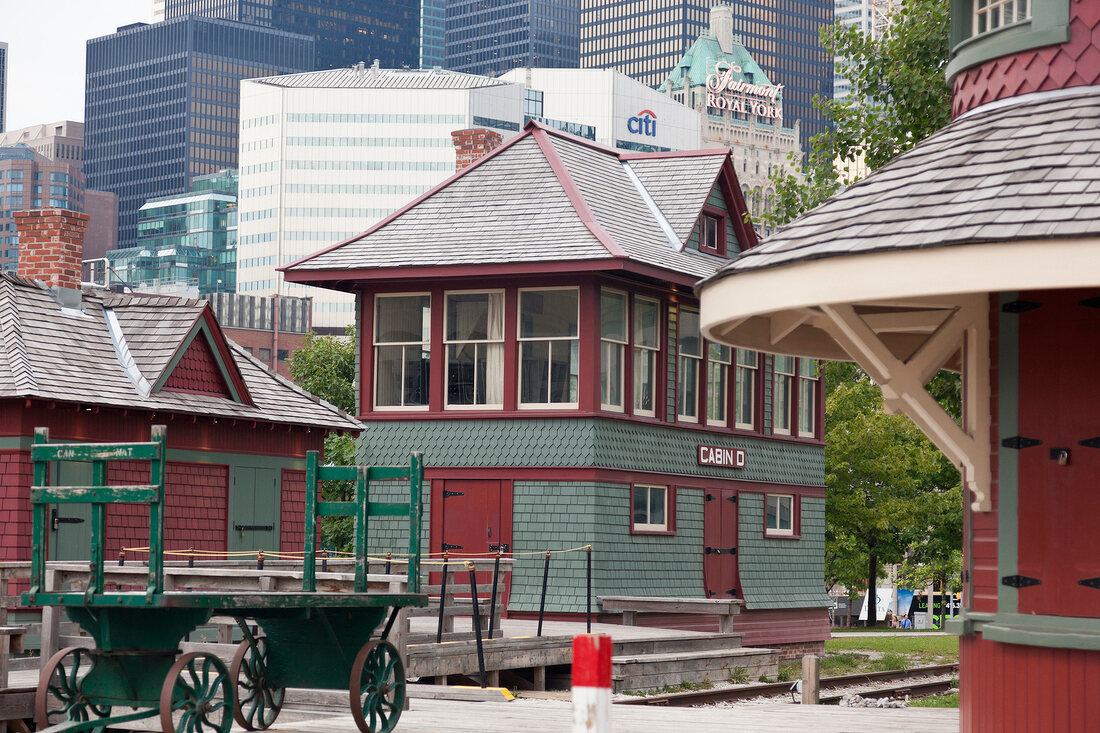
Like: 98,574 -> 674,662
705,493 -> 715,501
489,543 -> 510,553
727,495 -> 737,503
441,542 -> 464,552
51,509 -> 86,531
1078,578 -> 1100,590
726,588 -> 737,596
1002,436 -> 1042,450
1001,575 -> 1041,588
707,589 -> 716,597
1078,297 -> 1100,309
1002,300 -> 1041,314
234,524 -> 273,532
1078,437 -> 1100,449
705,547 -> 736,555
442,490 -> 464,499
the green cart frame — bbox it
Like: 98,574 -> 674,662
23,425 -> 426,733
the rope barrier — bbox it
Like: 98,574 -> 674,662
119,544 -> 594,560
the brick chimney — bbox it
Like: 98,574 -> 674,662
451,128 -> 503,172
13,209 -> 89,291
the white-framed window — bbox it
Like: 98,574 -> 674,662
445,291 -> 504,408
633,296 -> 660,417
766,494 -> 794,536
633,484 -> 668,532
374,293 -> 431,410
700,212 -> 723,254
735,348 -> 757,430
600,289 -> 627,411
677,308 -> 702,422
773,355 -> 795,435
518,288 -> 579,407
797,357 -> 819,438
706,342 -> 730,426
974,0 -> 1031,36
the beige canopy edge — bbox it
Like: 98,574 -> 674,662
698,236 -> 1100,513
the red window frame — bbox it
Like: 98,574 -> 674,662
699,206 -> 727,256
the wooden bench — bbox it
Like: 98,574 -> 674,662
598,596 -> 744,634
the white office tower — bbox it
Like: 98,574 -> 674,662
236,64 -> 524,331
834,0 -> 898,100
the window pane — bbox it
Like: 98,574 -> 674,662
709,343 -> 730,363
520,341 -> 549,403
779,496 -> 792,530
766,495 -> 777,529
447,292 -> 490,341
649,487 -> 665,526
602,341 -> 623,407
601,290 -> 626,341
774,354 -> 795,375
799,377 -> 815,434
447,343 -> 476,405
549,339 -> 578,403
634,298 -> 659,347
376,295 -> 430,343
634,347 -> 655,412
736,348 -> 757,367
708,361 -> 727,422
520,289 -> 578,338
736,365 -> 754,426
775,374 -> 791,431
678,356 -> 698,417
679,309 -> 701,357
633,487 -> 648,525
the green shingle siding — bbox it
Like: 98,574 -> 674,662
737,493 -> 830,610
358,418 -> 823,486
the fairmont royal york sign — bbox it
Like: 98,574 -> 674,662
698,444 -> 746,468
705,61 -> 782,122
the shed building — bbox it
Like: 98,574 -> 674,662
284,121 -> 830,653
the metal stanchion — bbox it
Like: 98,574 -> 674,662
436,552 -> 449,644
586,545 -> 592,633
385,552 -> 392,575
188,547 -> 195,569
321,549 -> 328,573
537,550 -> 550,637
488,549 -> 502,639
118,550 -> 125,567
257,549 -> 264,570
468,563 -> 487,688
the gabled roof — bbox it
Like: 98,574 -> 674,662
0,275 -> 361,432
283,121 -> 756,287
659,32 -> 774,92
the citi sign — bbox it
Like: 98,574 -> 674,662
627,109 -> 657,137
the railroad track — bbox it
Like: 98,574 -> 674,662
616,663 -> 958,707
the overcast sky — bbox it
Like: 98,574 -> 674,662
3,0 -> 154,131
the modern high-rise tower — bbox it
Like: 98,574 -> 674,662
0,42 -> 8,132
583,1 -> 832,146
833,0 -> 897,100
85,16 -> 313,250
154,0 -> 420,70
445,0 -> 580,77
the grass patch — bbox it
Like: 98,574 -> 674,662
727,667 -> 749,685
909,692 -> 959,708
826,635 -> 958,658
820,652 -> 866,677
622,679 -> 714,696
776,661 -> 799,682
871,652 -> 911,672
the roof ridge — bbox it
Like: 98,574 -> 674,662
0,278 -> 37,394
620,160 -> 683,251
532,129 -> 627,258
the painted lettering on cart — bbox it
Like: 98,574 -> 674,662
627,110 -> 657,137
697,444 -> 746,468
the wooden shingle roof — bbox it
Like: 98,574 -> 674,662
283,121 -> 755,287
0,275 -> 361,432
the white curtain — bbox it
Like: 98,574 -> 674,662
484,292 -> 504,405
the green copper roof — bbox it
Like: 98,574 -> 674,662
659,33 -> 775,94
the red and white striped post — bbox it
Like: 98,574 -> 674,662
572,634 -> 612,733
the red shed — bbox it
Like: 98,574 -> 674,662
698,0 -> 1100,728
1,209 -> 360,564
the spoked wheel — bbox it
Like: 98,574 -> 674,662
230,636 -> 285,730
35,646 -> 112,731
159,651 -> 233,733
349,640 -> 406,733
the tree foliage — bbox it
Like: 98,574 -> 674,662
288,326 -> 358,551
760,0 -> 952,227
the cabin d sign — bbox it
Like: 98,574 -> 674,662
697,445 -> 746,468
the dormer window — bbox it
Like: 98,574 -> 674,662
700,211 -> 726,256
974,0 -> 1031,35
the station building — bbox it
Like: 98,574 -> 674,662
236,64 -> 703,331
284,121 -> 831,652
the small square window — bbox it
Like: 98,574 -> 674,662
766,494 -> 795,536
258,348 -> 272,363
632,484 -> 669,532
700,213 -> 724,254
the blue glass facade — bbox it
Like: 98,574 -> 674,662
84,17 -> 313,250
0,42 -> 7,133
160,0 -> 420,70
445,0 -> 579,77
421,0 -> 446,68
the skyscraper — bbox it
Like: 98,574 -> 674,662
833,0 -> 896,100
583,1 -> 832,146
0,42 -> 8,132
421,0 -> 446,68
156,0 -> 420,70
445,0 -> 580,77
84,16 -> 313,250
581,1 -> 709,88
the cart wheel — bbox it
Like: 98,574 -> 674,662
349,640 -> 406,733
159,651 -> 233,733
231,636 -> 285,730
35,646 -> 112,731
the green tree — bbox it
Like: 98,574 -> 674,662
824,363 -> 960,625
761,0 -> 951,227
288,326 -> 358,551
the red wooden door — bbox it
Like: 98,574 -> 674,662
432,479 -> 512,602
1017,289 -> 1100,618
703,488 -> 740,598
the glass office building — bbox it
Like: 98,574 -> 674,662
0,42 -> 7,133
581,1 -> 709,88
157,0 -> 420,70
109,169 -> 238,296
445,0 -> 580,78
421,0 -> 446,68
84,16 -> 313,251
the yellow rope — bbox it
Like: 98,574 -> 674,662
119,544 -> 594,563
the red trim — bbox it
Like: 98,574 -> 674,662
503,287 -> 519,412
532,129 -> 627,259
580,281 -> 600,412
629,482 -> 677,535
717,157 -> 760,253
359,292 -> 373,417
428,287 -> 445,413
699,205 -> 728,257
